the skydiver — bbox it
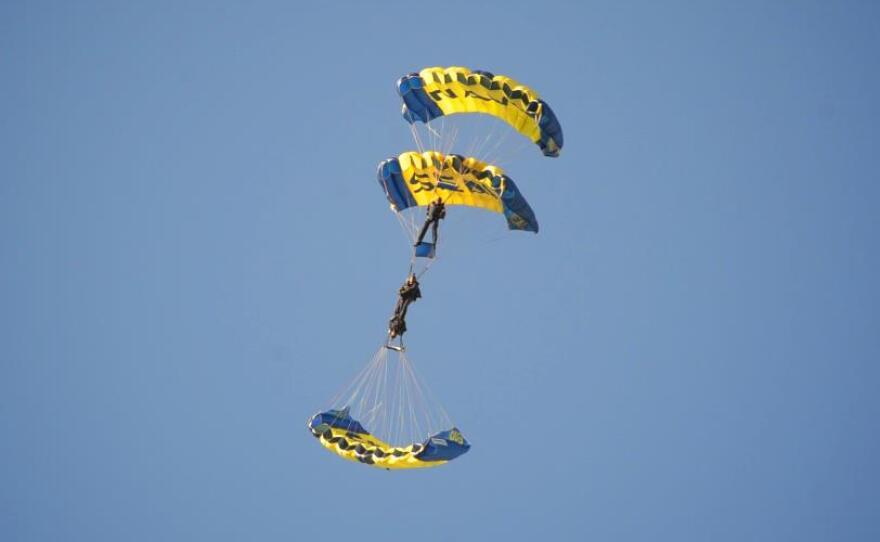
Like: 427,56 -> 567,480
387,313 -> 407,352
415,197 -> 446,247
393,274 -> 421,320
388,314 -> 407,340
387,274 -> 420,346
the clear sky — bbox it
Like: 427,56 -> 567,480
2,1 -> 879,540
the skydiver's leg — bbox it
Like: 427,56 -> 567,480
400,299 -> 412,319
431,220 -> 439,244
415,219 -> 432,245
388,315 -> 399,338
389,313 -> 408,338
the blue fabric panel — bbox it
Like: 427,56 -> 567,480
493,174 -> 539,233
377,158 -> 417,211
397,73 -> 444,124
308,408 -> 370,435
416,428 -> 471,462
414,242 -> 436,258
537,99 -> 564,157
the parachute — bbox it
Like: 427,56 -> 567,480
308,409 -> 469,470
398,66 -> 564,157
377,151 -> 539,233
308,347 -> 470,470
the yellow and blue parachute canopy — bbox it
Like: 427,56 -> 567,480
397,66 -> 564,157
308,347 -> 469,470
308,407 -> 470,470
377,151 -> 539,233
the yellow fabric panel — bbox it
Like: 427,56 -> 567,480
317,426 -> 447,470
397,151 -> 506,214
419,66 -> 543,143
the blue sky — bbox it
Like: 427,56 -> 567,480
2,1 -> 879,540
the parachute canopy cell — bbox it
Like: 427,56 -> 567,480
377,151 -> 539,233
308,407 -> 470,470
397,66 -> 564,157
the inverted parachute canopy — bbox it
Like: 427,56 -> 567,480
397,66 -> 564,158
377,151 -> 539,233
307,347 -> 470,470
308,407 -> 470,470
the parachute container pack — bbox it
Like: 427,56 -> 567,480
308,67 -> 563,470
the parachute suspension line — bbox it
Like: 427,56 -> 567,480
401,354 -> 424,443
394,351 -> 405,444
354,351 -> 384,426
324,345 -> 450,447
424,119 -> 434,154
369,349 -> 388,438
466,114 -> 495,160
438,116 -> 447,153
463,114 -> 482,158
490,137 -> 531,169
483,118 -> 513,166
438,117 -> 448,155
360,352 -> 380,435
404,210 -> 416,247
486,117 -> 532,166
393,209 -> 417,244
368,349 -> 387,426
447,125 -> 461,157
415,254 -> 438,279
430,112 -> 534,176
439,118 -> 455,158
395,353 -> 413,444
396,351 -> 414,445
394,355 -> 408,445
477,113 -> 504,161
366,352 -> 387,436
429,117 -> 441,152
410,123 -> 427,156
401,352 -> 435,440
362,347 -> 389,435
327,346 -> 383,411
400,354 -> 415,445
384,355 -> 396,446
403,350 -> 453,430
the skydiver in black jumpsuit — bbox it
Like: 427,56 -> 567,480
415,198 -> 446,247
388,274 -> 421,340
